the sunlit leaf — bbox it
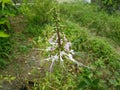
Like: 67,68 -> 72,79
10,77 -> 16,80
0,31 -> 9,37
0,19 -> 8,24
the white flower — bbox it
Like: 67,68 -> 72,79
63,34 -> 67,42
48,38 -> 53,43
60,56 -> 63,61
46,46 -> 55,51
70,50 -> 75,55
60,39 -> 63,45
64,42 -> 72,51
60,51 -> 66,56
67,54 -> 80,65
51,46 -> 55,51
49,41 -> 56,45
52,54 -> 59,61
28,72 -> 31,75
44,57 -> 52,61
48,34 -> 56,45
60,51 -> 67,61
44,54 -> 59,61
67,54 -> 75,61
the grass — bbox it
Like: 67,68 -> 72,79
59,1 -> 120,45
64,21 -> 120,89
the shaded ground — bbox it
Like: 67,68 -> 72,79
1,49 -> 45,90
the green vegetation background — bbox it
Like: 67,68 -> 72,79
0,0 -> 120,90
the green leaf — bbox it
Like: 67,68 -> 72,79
84,76 -> 92,85
78,81 -> 87,89
0,19 -> 8,24
109,0 -> 113,4
10,77 -> 16,80
0,31 -> 9,37
93,79 -> 100,85
0,0 -> 12,4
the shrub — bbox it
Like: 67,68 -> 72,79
0,0 -> 17,69
96,0 -> 120,14
0,37 -> 12,69
64,21 -> 120,89
60,1 -> 120,45
20,0 -> 55,26
25,20 -> 120,89
22,24 -> 43,37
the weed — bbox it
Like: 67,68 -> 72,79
20,0 -> 55,26
23,24 -> 43,37
60,1 -> 120,45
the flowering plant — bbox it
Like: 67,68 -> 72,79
44,7 -> 90,72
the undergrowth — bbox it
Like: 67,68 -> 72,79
59,1 -> 120,45
20,1 -> 120,88
65,21 -> 120,89
28,20 -> 120,89
0,0 -> 18,69
20,0 -> 55,26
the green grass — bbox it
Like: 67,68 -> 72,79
59,1 -> 120,45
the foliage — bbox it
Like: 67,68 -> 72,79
27,20 -> 120,90
65,21 -> 120,89
20,0 -> 55,26
0,38 -> 13,69
60,1 -> 120,45
20,0 -> 57,39
97,0 -> 120,14
0,74 -> 16,89
77,68 -> 102,90
0,31 -> 9,37
0,0 -> 17,35
32,69 -> 77,90
22,24 -> 43,37
0,0 -> 17,69
0,0 -> 17,36
39,7 -> 89,74
0,0 -> 120,90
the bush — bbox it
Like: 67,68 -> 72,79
0,0 -> 17,36
28,20 -> 120,89
96,0 -> 120,14
60,1 -> 120,45
22,24 -> 43,37
0,37 -> 12,69
20,0 -> 55,26
0,0 -> 17,69
64,21 -> 120,89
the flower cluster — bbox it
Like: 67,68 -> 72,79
45,32 -> 89,71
